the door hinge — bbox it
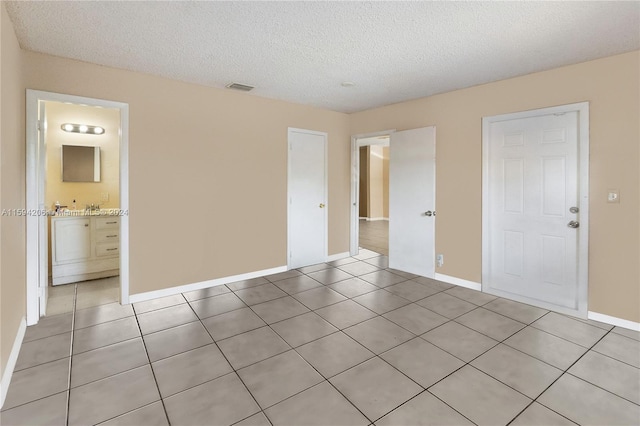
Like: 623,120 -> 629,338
37,120 -> 42,131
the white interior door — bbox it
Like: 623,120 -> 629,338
484,110 -> 586,313
288,128 -> 327,269
389,127 -> 436,277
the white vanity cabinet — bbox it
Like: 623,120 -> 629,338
51,215 -> 120,285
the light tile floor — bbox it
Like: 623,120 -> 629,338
359,219 -> 389,256
46,276 -> 120,316
3,251 -> 639,425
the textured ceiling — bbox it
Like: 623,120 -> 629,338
6,1 -> 640,113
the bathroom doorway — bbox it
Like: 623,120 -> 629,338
26,90 -> 130,325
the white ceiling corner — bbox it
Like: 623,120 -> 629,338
6,1 -> 640,113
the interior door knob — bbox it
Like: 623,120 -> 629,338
319,203 -> 325,209
425,211 -> 432,216
567,220 -> 580,228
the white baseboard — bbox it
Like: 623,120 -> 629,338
1,317 -> 27,409
588,311 -> 640,332
129,265 -> 287,304
326,252 -> 350,262
434,273 -> 482,291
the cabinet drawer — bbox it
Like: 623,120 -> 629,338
95,217 -> 120,230
96,229 -> 120,243
96,242 -> 120,257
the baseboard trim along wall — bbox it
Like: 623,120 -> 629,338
1,317 -> 27,409
326,252 -> 350,262
129,266 -> 288,304
434,273 -> 482,291
588,311 -> 640,332
358,217 -> 389,222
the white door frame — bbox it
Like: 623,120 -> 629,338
350,129 -> 395,256
482,102 -> 589,317
26,90 -> 130,325
287,127 -> 328,268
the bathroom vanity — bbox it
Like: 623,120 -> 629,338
51,214 -> 120,285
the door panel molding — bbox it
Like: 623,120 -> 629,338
482,102 -> 589,317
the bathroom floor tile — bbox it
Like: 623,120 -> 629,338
188,292 -> 246,319
416,292 -> 476,319
483,298 -> 548,324
71,337 -> 148,388
430,365 -> 531,426
234,283 -> 288,305
538,373 -> 640,426
471,344 -> 563,398
307,268 -> 354,285
237,350 -> 323,408
383,303 -> 448,335
344,316 -> 414,354
99,402 -> 169,426
143,321 -> 213,362
421,321 -> 498,362
315,300 -> 377,329
337,261 -> 381,276
380,337 -> 464,388
384,280 -> 440,302
2,358 -> 70,410
265,381 -> 369,426
136,303 -> 198,335
163,373 -> 259,426
376,391 -> 474,426
503,326 -> 588,370
353,289 -> 410,314
292,286 -> 347,310
133,294 -> 186,314
23,313 -> 73,343
330,357 -> 422,422
74,302 -> 134,329
359,270 -> 406,288
569,350 -> 640,404
68,365 -> 160,426
0,391 -> 68,426
218,326 -> 290,369
327,277 -> 379,298
592,332 -> 640,367
270,312 -> 337,347
250,296 -> 310,324
273,275 -> 323,294
352,249 -> 381,260
531,312 -> 608,348
296,332 -> 374,378
73,316 -> 140,354
455,308 -> 525,341
182,284 -> 230,301
510,402 -> 577,426
14,332 -> 71,371
201,307 -> 266,341
152,344 -> 233,398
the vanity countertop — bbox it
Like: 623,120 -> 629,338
52,210 -> 123,218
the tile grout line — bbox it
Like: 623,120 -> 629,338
65,283 -> 78,426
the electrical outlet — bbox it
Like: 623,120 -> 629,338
607,189 -> 620,203
436,254 -> 444,267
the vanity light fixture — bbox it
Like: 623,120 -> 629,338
61,123 -> 105,135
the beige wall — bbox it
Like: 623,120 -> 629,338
45,101 -> 121,211
368,145 -> 385,219
1,4 -> 26,381
351,51 -> 640,323
21,51 -> 351,296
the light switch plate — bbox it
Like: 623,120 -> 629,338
607,189 -> 620,203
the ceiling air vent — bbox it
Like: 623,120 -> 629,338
226,82 -> 254,92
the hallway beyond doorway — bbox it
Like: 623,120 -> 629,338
359,219 -> 388,256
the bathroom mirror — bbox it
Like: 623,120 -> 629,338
62,145 -> 101,182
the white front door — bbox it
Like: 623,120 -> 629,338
483,106 -> 588,315
288,128 -> 327,269
389,127 -> 436,277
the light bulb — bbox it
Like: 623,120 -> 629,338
79,125 -> 88,133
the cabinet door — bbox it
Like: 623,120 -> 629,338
53,219 -> 91,263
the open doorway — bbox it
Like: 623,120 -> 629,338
350,131 -> 393,257
26,90 -> 130,325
